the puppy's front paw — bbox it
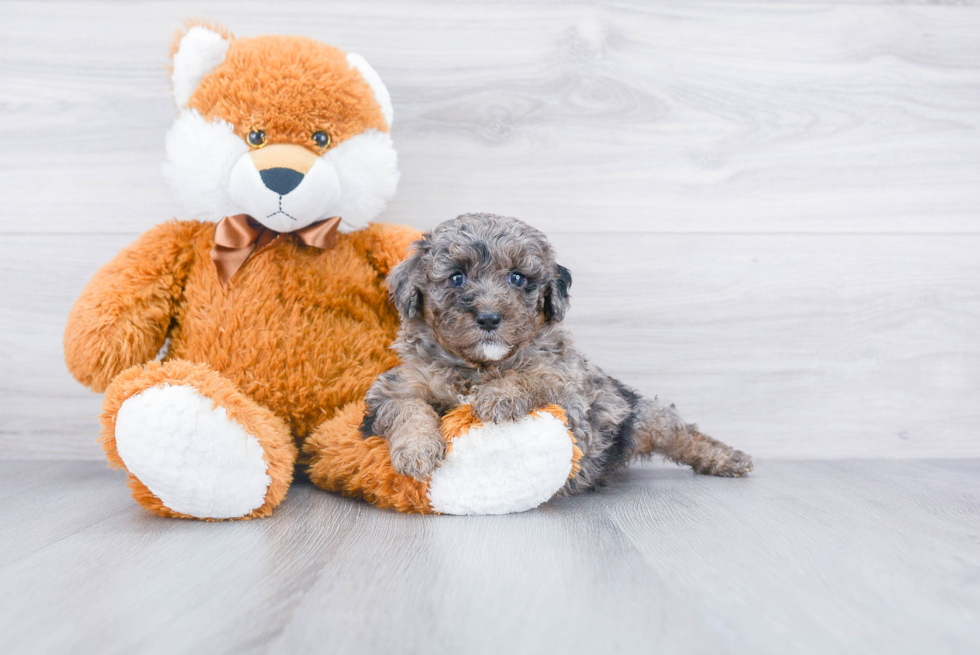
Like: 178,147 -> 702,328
471,386 -> 535,424
389,430 -> 446,480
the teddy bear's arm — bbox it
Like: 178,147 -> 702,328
64,221 -> 203,392
352,223 -> 423,277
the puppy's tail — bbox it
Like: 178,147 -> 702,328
630,395 -> 754,477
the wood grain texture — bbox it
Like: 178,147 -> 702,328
1,1 -> 979,460
0,459 -> 977,654
1,1 -> 978,235
5,232 -> 977,459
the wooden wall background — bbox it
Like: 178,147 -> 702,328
1,0 -> 978,460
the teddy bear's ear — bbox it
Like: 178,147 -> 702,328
170,23 -> 233,108
346,53 -> 394,128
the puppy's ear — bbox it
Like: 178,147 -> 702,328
386,239 -> 428,319
543,264 -> 572,323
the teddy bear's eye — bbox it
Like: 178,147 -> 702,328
449,272 -> 466,287
312,131 -> 331,149
247,130 -> 267,148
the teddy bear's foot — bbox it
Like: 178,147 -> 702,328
305,403 -> 580,515
427,406 -> 580,515
101,360 -> 297,520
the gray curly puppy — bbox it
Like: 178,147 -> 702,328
363,213 -> 753,492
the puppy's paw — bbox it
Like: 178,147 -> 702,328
471,386 -> 535,424
389,430 -> 446,480
695,449 -> 755,478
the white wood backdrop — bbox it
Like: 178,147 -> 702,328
1,0 -> 978,459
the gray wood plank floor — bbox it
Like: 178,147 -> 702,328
1,459 -> 977,655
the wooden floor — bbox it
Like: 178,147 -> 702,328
1,459 -> 977,655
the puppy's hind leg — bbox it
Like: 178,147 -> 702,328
632,397 -> 753,477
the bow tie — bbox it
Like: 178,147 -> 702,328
210,214 -> 342,285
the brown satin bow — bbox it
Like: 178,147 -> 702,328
211,214 -> 342,285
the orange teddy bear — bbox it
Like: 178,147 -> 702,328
65,22 -> 580,519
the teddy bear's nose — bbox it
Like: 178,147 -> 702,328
260,167 -> 304,195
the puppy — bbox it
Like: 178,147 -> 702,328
363,213 -> 753,491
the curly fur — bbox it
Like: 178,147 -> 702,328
364,213 -> 754,491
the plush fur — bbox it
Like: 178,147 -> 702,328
101,360 -> 296,520
362,213 -> 754,492
163,110 -> 248,221
182,31 -> 389,144
67,219 -> 418,443
171,26 -> 231,108
303,401 -> 434,513
65,23 -> 417,519
303,402 -> 582,514
426,405 -> 583,515
162,21 -> 398,229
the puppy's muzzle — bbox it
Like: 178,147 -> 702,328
475,311 -> 502,332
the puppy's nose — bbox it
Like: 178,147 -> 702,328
476,311 -> 503,331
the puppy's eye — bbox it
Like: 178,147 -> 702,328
247,129 -> 267,148
312,130 -> 331,149
509,272 -> 527,287
449,272 -> 466,287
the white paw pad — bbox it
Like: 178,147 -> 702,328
114,384 -> 271,519
427,411 -> 574,515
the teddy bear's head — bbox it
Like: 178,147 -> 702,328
163,22 -> 398,232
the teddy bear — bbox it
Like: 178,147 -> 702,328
64,21 -> 579,519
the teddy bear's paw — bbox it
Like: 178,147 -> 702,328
427,407 -> 578,515
114,384 -> 273,519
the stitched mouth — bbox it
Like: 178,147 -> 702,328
266,196 -> 298,221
